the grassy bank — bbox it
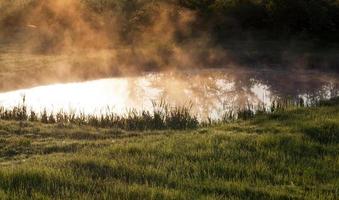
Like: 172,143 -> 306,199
0,98 -> 338,199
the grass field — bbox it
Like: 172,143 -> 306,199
0,98 -> 338,199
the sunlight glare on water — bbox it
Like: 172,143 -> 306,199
0,69 -> 338,119
0,78 -> 152,115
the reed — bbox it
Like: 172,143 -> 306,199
0,99 -> 200,131
0,96 -> 321,131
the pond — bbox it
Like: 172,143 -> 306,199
0,68 -> 338,119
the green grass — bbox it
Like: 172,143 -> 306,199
0,98 -> 338,199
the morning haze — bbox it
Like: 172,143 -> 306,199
0,1 -> 338,199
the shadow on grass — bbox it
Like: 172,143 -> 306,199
303,122 -> 339,144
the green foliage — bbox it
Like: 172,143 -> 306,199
178,0 -> 339,36
2,0 -> 339,41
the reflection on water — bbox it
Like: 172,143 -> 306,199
0,69 -> 338,119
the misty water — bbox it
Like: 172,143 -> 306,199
0,68 -> 338,119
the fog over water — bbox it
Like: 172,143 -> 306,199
0,68 -> 338,119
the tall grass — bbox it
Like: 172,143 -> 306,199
0,99 -> 199,131
0,96 -> 323,130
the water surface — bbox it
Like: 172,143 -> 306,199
0,68 -> 338,119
